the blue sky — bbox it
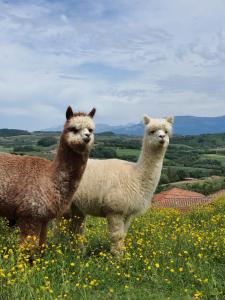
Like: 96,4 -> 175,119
0,0 -> 225,130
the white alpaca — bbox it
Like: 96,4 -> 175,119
64,115 -> 173,255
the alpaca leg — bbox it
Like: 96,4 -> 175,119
70,214 -> 86,235
39,222 -> 48,247
72,214 -> 86,251
62,205 -> 86,234
124,216 -> 132,234
107,214 -> 125,256
17,218 -> 42,256
70,206 -> 86,250
53,208 -> 73,235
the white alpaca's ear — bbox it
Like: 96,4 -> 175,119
166,116 -> 174,124
143,115 -> 151,125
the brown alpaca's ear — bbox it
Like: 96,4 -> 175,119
88,107 -> 96,118
66,106 -> 74,120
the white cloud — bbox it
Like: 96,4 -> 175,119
0,0 -> 225,129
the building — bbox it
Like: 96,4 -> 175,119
152,187 -> 210,210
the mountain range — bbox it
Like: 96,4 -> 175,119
44,115 -> 225,136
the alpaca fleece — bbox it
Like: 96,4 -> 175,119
65,116 -> 173,255
0,106 -> 95,247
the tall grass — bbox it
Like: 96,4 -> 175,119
0,198 -> 224,300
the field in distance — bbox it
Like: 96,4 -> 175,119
0,129 -> 225,195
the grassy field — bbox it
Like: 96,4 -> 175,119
116,148 -> 140,158
0,198 -> 224,300
0,146 -> 12,153
1,131 -> 225,187
160,176 -> 225,195
203,154 -> 225,166
166,166 -> 216,172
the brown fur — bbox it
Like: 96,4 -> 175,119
0,106 -> 95,247
73,112 -> 87,117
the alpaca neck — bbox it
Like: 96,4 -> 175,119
52,137 -> 88,202
137,138 -> 166,194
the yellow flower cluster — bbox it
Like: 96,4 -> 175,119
0,197 -> 224,299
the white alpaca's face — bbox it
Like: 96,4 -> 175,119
65,116 -> 95,152
144,116 -> 173,148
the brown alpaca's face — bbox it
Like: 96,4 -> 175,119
64,107 -> 96,153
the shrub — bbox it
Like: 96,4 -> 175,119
91,146 -> 117,158
13,145 -> 36,152
37,137 -> 58,147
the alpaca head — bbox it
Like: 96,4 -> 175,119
63,106 -> 96,153
143,115 -> 173,149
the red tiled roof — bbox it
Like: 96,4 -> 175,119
153,187 -> 204,202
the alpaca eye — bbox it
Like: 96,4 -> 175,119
89,128 -> 93,133
165,130 -> 168,134
69,127 -> 79,134
150,130 -> 155,134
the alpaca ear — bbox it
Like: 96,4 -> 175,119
166,116 -> 174,124
66,106 -> 74,120
88,107 -> 96,118
143,115 -> 151,125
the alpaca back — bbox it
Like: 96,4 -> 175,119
0,153 -> 51,193
0,152 -> 52,220
72,158 -> 147,217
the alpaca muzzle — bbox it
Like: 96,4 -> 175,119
83,136 -> 91,144
159,139 -> 165,144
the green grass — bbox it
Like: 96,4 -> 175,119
169,144 -> 194,150
165,166 -> 217,173
0,198 -> 225,299
161,176 -> 225,195
116,148 -> 140,157
17,151 -> 54,160
203,154 -> 225,166
0,146 -> 12,153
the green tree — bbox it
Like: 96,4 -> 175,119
37,137 -> 58,147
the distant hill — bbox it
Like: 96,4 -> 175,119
0,128 -> 30,137
174,116 -> 225,135
43,115 -> 225,136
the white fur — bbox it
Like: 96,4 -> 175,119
68,116 -> 95,130
65,116 -> 173,255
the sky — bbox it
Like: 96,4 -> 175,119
0,0 -> 225,130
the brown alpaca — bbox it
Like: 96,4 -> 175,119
0,106 -> 96,247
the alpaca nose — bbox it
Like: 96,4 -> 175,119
159,134 -> 165,139
83,133 -> 91,143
